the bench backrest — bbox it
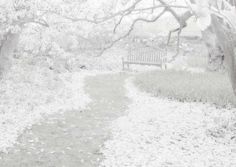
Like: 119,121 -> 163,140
128,46 -> 167,63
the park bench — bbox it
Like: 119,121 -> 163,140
122,42 -> 167,70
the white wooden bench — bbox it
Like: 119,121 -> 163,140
122,45 -> 167,70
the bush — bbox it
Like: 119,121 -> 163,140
134,70 -> 236,108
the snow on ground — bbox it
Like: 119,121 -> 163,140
100,78 -> 236,167
0,64 -> 92,153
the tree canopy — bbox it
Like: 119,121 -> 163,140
1,0 -> 236,93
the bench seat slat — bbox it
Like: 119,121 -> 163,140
123,61 -> 162,66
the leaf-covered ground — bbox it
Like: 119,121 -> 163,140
1,63 -> 236,166
100,77 -> 236,167
0,61 -> 92,153
0,73 -> 129,167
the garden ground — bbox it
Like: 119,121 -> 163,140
0,73 -> 129,166
0,70 -> 235,167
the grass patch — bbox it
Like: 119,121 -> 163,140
134,70 -> 236,108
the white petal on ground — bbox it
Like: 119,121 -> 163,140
100,78 -> 236,167
0,64 -> 92,153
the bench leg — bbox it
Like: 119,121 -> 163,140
122,58 -> 125,71
161,63 -> 167,70
122,61 -> 129,71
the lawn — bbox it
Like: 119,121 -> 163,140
134,70 -> 236,108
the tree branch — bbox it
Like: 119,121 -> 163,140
39,0 -> 187,26
97,8 -> 167,56
148,1 -> 191,61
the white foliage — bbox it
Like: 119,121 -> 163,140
0,60 -> 92,152
188,0 -> 211,31
196,14 -> 212,31
220,8 -> 236,30
188,0 -> 236,31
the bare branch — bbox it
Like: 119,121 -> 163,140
39,0 -> 144,24
113,2 -> 139,33
133,4 -> 188,12
97,8 -> 167,56
167,28 -> 183,63
148,1 -> 192,60
113,3 -> 188,33
39,0 -> 187,26
17,18 -> 50,27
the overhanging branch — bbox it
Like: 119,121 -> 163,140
97,8 -> 167,56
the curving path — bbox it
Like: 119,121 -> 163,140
0,73 -> 129,167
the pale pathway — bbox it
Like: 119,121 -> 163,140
0,73 -> 129,167
100,78 -> 236,167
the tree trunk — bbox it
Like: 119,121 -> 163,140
211,15 -> 236,95
201,26 -> 225,71
0,32 -> 20,78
